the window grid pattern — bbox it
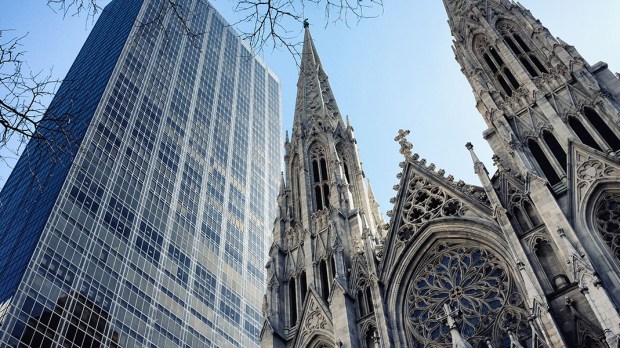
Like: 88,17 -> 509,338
497,21 -> 548,78
474,35 -> 521,97
0,0 -> 281,347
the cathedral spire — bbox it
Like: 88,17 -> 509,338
293,24 -> 344,136
442,2 -> 620,347
262,22 -> 388,348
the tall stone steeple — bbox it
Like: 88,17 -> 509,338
442,1 -> 620,347
261,4 -> 620,348
444,0 -> 620,182
260,23 -> 388,348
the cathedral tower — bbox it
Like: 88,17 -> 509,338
262,2 -> 620,347
260,23 -> 388,348
438,0 -> 620,346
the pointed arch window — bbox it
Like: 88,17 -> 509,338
497,21 -> 548,78
300,270 -> 308,304
474,35 -> 520,97
357,289 -> 367,317
310,144 -> 330,211
509,191 -> 543,233
289,278 -> 297,326
533,238 -> 567,290
583,107 -> 620,151
329,255 -> 337,279
336,143 -> 352,185
319,259 -> 330,301
568,116 -> 603,151
527,138 -> 561,185
365,287 -> 374,314
364,326 -> 379,348
542,130 -> 567,170
292,156 -> 303,220
524,201 -> 542,227
512,206 -> 530,232
356,284 -> 374,318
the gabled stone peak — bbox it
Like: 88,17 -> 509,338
292,25 -> 345,139
391,130 -> 490,214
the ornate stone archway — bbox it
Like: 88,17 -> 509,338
306,334 -> 335,348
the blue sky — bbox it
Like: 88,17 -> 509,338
2,0 -> 620,215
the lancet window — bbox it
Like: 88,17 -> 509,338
364,326 -> 379,348
497,21 -> 548,78
474,35 -> 520,97
509,190 -> 543,233
527,138 -> 562,186
351,259 -> 375,320
300,270 -> 308,304
343,162 -> 351,184
318,255 -> 337,302
542,130 -> 567,171
319,259 -> 330,301
583,107 -> 620,151
288,271 -> 308,327
568,116 -> 603,151
594,192 -> 620,260
357,287 -> 374,318
532,238 -> 568,290
403,242 -> 530,347
289,277 -> 297,326
311,144 -> 330,211
292,156 -> 303,220
336,143 -> 352,185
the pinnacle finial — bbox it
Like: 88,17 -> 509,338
465,142 -> 480,163
466,142 -> 490,178
440,304 -> 474,348
279,171 -> 286,195
303,19 -> 309,28
507,330 -> 525,348
395,129 -> 413,159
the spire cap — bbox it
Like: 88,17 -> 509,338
465,142 -> 481,165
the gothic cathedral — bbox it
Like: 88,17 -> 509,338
260,1 -> 620,347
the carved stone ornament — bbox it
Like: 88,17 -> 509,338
594,193 -> 620,260
404,242 -> 530,347
299,296 -> 332,343
397,173 -> 467,242
573,150 -> 620,205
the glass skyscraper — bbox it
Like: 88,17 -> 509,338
0,0 -> 281,346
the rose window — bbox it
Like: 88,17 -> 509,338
595,193 -> 620,259
404,243 -> 530,347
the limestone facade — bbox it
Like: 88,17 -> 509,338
260,1 -> 620,347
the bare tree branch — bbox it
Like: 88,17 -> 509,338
50,0 -> 382,63
232,0 -> 383,63
47,0 -> 101,21
0,30 -> 61,159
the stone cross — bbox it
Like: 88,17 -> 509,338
394,129 -> 413,159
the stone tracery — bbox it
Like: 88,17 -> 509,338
594,192 -> 620,260
397,174 -> 466,242
404,242 -> 530,347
